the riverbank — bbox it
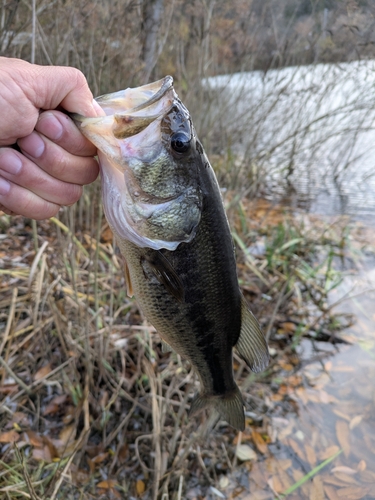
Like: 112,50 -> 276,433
1,193 -> 374,499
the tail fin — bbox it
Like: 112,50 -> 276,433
189,386 -> 245,431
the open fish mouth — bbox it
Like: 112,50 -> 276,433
96,76 -> 174,116
72,76 -> 175,145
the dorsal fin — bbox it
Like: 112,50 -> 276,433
234,295 -> 269,373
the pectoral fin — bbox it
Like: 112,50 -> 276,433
142,251 -> 184,302
124,260 -> 134,298
234,295 -> 269,373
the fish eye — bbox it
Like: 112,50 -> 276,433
171,132 -> 191,153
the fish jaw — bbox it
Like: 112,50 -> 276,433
72,77 -> 175,164
95,76 -> 174,115
72,77 -> 202,251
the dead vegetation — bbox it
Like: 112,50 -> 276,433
1,186 -> 370,499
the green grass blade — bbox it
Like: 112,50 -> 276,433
278,448 -> 342,498
50,216 -> 89,258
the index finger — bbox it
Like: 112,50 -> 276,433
36,110 -> 97,157
6,59 -> 103,117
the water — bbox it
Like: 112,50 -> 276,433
216,247 -> 375,499
203,64 -> 375,496
204,61 -> 375,225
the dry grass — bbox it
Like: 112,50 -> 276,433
0,185 -> 361,499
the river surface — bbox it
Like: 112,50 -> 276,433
204,61 -> 375,226
203,228 -> 375,500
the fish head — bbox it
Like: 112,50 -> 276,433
73,76 -> 203,251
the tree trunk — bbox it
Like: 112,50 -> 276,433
141,0 -> 164,82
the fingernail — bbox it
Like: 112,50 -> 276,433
92,99 -> 106,117
0,177 -> 11,195
18,132 -> 45,159
37,112 -> 64,140
0,150 -> 22,175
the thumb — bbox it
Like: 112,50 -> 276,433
27,63 -> 104,117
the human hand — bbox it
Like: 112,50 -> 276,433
0,57 -> 104,219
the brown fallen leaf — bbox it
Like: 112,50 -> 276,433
279,322 -> 296,334
11,412 -> 30,426
34,363 -> 52,381
97,479 -> 118,489
349,415 -> 363,430
0,430 -> 20,443
332,466 -> 358,475
333,410 -> 351,422
295,387 -> 309,405
268,476 -> 283,494
58,424 -> 76,447
319,446 -> 340,461
292,469 -> 310,497
118,443 -> 128,463
242,491 -> 273,500
278,469 -> 292,491
91,451 -> 109,464
359,469 -> 375,483
324,485 -> 340,500
101,226 -> 113,243
0,383 -> 18,394
136,479 -> 146,495
324,476 -> 354,488
43,394 -> 68,416
32,445 -> 56,463
310,475 -> 324,500
332,472 -> 359,486
288,438 -> 306,462
357,460 -> 366,472
335,486 -> 369,499
25,430 -> 44,448
236,444 -> 257,461
252,430 -> 268,454
324,361 -> 333,371
305,444 -> 317,466
278,459 -> 292,471
336,420 -> 350,458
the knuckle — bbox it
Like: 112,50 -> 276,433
64,184 -> 82,205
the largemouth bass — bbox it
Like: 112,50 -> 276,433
73,76 -> 269,431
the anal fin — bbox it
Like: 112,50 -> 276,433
234,295 -> 269,373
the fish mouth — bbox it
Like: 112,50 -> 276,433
72,76 -> 176,155
95,76 -> 174,116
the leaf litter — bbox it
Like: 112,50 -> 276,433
0,190 -> 375,499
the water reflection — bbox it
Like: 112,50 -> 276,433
221,251 -> 375,499
205,61 -> 375,226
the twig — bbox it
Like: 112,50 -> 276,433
0,287 -> 17,357
0,356 -> 31,394
265,280 -> 290,342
